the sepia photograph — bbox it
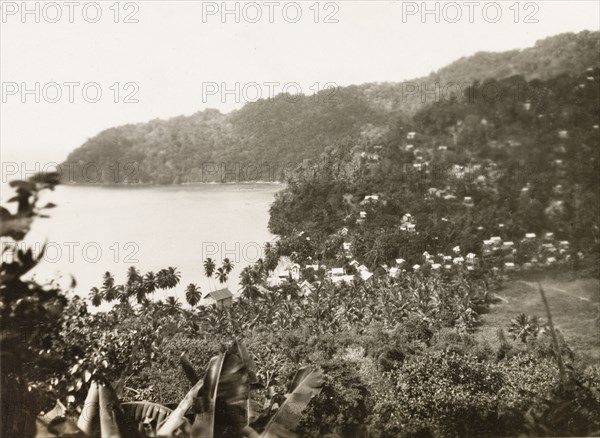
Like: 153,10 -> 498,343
1,1 -> 599,436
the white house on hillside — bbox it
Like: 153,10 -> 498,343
331,267 -> 344,277
298,280 -> 315,297
361,195 -> 380,204
267,256 -> 300,287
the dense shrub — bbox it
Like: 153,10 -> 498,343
124,333 -> 222,404
372,351 -> 505,437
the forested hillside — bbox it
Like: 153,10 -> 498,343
62,31 -> 599,184
268,68 -> 600,270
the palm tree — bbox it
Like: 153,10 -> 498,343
89,287 -> 103,307
222,258 -> 234,275
204,257 -> 217,290
139,298 -> 154,315
165,267 -> 181,288
509,313 -> 540,343
156,269 -> 169,290
125,266 -> 143,302
143,271 -> 158,301
126,266 -> 141,286
185,283 -> 202,308
156,267 -> 181,298
204,258 -> 216,278
215,267 -> 228,285
239,266 -> 261,300
121,266 -> 140,302
115,285 -> 128,304
164,296 -> 182,315
101,271 -> 118,303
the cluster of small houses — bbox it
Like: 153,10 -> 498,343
258,231 -> 577,299
481,232 -> 575,272
202,229 -> 577,310
363,111 -> 600,212
264,256 -> 373,298
356,161 -> 497,215
401,130 -> 506,181
355,119 -> 588,240
357,194 -> 418,231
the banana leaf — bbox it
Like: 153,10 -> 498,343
194,341 -> 260,437
228,341 -> 260,412
77,382 -> 99,435
236,341 -> 258,387
181,352 -> 201,385
99,384 -> 121,437
121,401 -> 181,437
157,365 -> 208,436
83,382 -> 140,438
258,368 -> 323,438
192,354 -> 226,437
73,382 -> 140,437
177,341 -> 258,438
215,342 -> 255,437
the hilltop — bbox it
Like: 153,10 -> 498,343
62,31 -> 599,185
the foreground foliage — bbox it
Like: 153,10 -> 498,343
36,340 -> 322,437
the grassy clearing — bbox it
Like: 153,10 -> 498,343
475,276 -> 600,361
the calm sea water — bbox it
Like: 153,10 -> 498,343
13,184 -> 281,304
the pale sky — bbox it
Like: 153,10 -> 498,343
1,1 -> 599,168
